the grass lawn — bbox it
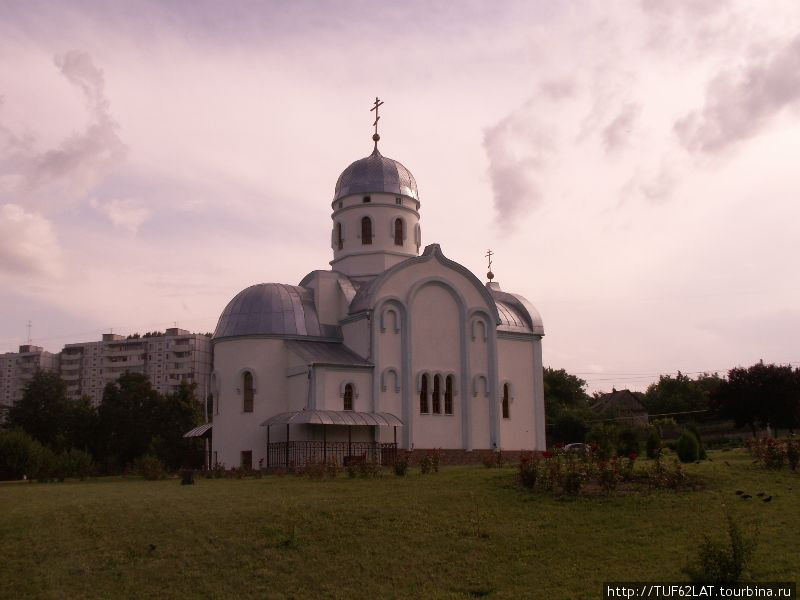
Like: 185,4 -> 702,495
1,449 -> 798,599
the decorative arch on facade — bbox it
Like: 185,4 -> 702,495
444,374 -> 455,415
472,374 -> 489,397
343,383 -> 354,411
414,223 -> 421,250
419,372 -> 430,414
241,369 -> 255,413
361,216 -> 373,245
471,317 -> 488,342
380,307 -> 400,333
339,380 -> 359,399
380,367 -> 401,393
336,221 -> 344,250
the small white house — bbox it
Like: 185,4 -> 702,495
208,136 -> 545,469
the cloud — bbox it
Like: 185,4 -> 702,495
90,197 -> 152,233
483,109 -> 555,228
21,50 -> 127,202
602,103 -> 640,152
675,35 -> 800,154
0,203 -> 61,277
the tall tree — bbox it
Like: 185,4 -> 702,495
543,367 -> 591,421
643,372 -> 722,419
7,371 -> 96,452
151,381 -> 204,469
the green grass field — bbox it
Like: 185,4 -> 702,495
1,449 -> 798,599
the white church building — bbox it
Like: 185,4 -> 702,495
208,114 -> 545,469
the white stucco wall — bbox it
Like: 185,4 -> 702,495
212,338 -> 295,468
497,336 -> 538,450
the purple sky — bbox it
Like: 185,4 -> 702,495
1,1 -> 799,391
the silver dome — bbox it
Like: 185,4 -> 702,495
213,283 -> 340,340
333,147 -> 418,202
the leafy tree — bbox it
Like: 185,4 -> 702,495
544,367 -> 591,421
551,411 -> 589,445
96,372 -> 162,472
711,362 -> 800,435
643,372 -> 722,420
7,371 -> 97,452
151,381 -> 205,469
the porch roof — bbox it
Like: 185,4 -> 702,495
261,410 -> 403,427
183,423 -> 212,438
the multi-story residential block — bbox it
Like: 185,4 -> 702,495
60,328 -> 212,405
0,345 -> 61,420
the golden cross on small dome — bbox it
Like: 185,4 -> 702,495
370,96 -> 384,149
485,249 -> 495,282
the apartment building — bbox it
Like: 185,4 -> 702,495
0,345 -> 61,420
60,328 -> 212,405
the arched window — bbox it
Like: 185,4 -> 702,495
336,222 -> 343,250
343,383 -> 354,411
243,371 -> 254,413
432,375 -> 442,414
394,218 -> 404,246
445,375 -> 454,415
419,374 -> 429,414
502,383 -> 510,419
361,216 -> 372,245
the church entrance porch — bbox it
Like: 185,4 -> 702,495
262,409 -> 403,470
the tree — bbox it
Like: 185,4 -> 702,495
643,372 -> 721,420
544,367 -> 591,421
96,372 -> 162,472
151,381 -> 205,469
711,362 -> 800,435
7,371 -> 97,452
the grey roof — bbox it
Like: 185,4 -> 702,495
486,283 -> 544,336
496,301 -> 532,333
334,147 -> 418,202
183,423 -> 212,438
261,410 -> 403,427
590,389 -> 648,415
213,283 -> 341,340
285,340 -> 371,367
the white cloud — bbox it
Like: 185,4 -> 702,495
91,197 -> 151,233
0,203 -> 61,277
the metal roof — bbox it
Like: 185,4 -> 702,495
183,423 -> 212,438
496,300 -> 532,333
261,410 -> 403,427
334,147 -> 418,202
285,340 -> 372,367
213,283 -> 341,340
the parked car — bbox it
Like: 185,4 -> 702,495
564,443 -> 591,452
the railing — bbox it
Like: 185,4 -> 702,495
265,441 -> 397,470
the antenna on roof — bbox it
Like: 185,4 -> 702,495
485,249 -> 494,282
26,320 -> 32,344
370,96 -> 384,150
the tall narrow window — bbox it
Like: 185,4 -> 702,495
394,218 -> 404,246
432,375 -> 441,414
502,383 -> 510,419
361,216 -> 372,245
343,383 -> 354,411
445,375 -> 453,415
243,371 -> 254,412
336,222 -> 343,250
419,374 -> 429,413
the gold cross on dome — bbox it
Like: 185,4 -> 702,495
485,249 -> 493,271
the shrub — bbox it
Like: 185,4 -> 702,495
586,424 -> 617,461
430,448 -> 441,473
133,454 -> 168,480
481,453 -> 495,468
518,452 -> 539,489
787,440 -> 799,471
598,460 -> 621,493
683,513 -> 756,583
686,424 -> 707,460
29,443 -> 58,482
0,429 -> 40,480
616,427 -> 642,457
646,429 -> 662,459
357,460 -> 381,478
677,430 -> 700,463
393,452 -> 410,476
325,459 -> 340,479
305,461 -> 326,480
419,453 -> 433,474
56,449 -> 93,481
561,463 -> 584,495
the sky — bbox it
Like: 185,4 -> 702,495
1,0 -> 799,392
